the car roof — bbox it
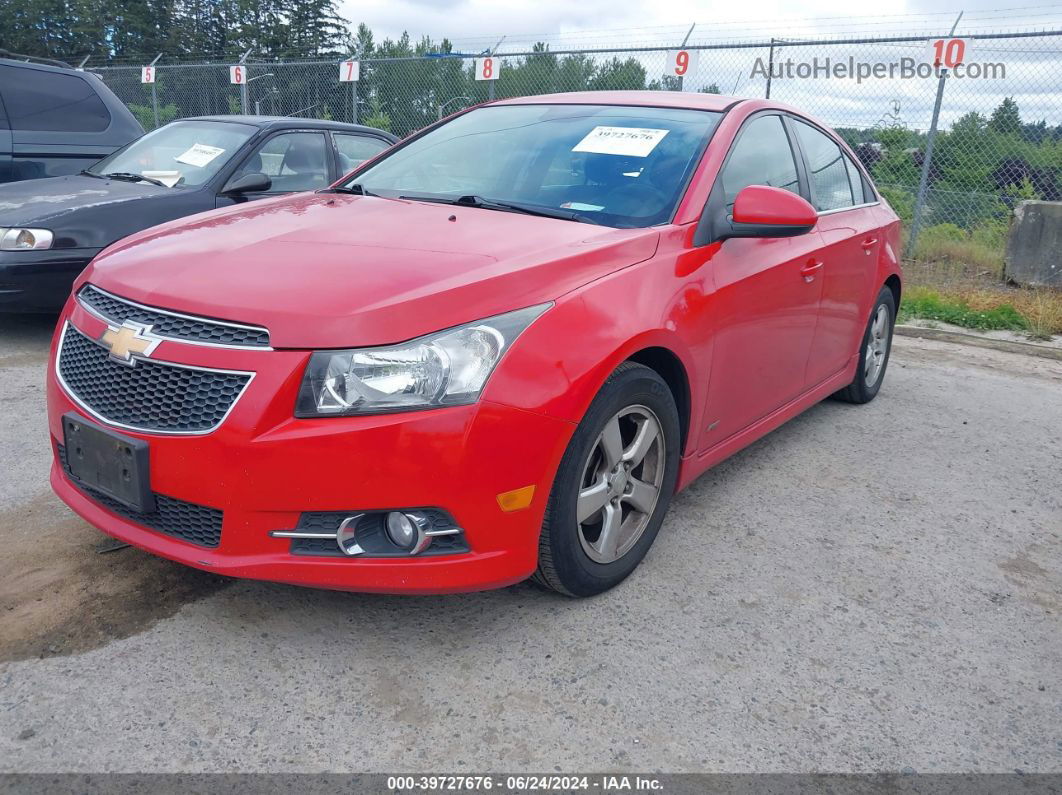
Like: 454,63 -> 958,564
181,115 -> 398,140
490,90 -> 743,112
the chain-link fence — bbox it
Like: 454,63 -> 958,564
88,30 -> 1062,272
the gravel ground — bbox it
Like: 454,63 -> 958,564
0,313 -> 1059,773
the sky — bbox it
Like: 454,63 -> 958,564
336,1 -> 1062,130
338,0 -> 1062,49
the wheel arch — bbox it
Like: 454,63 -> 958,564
884,273 -> 901,311
625,346 -> 692,454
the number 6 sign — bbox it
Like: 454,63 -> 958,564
229,65 -> 244,85
474,57 -> 499,81
667,49 -> 700,77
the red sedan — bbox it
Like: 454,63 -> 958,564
46,91 -> 901,597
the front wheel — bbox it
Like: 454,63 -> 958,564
833,286 -> 896,404
533,362 -> 681,597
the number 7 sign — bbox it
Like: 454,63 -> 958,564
339,60 -> 360,82
474,57 -> 499,81
667,49 -> 700,77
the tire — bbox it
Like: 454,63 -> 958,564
833,286 -> 896,404
533,362 -> 681,597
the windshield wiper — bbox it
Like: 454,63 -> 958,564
320,183 -> 377,196
100,172 -> 166,187
79,170 -> 107,180
398,194 -> 595,224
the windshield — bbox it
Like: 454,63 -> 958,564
88,120 -> 257,187
345,104 -> 722,228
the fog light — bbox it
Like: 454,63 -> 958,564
386,511 -> 417,549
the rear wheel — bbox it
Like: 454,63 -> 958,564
833,286 -> 896,404
533,362 -> 680,597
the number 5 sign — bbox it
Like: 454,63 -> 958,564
339,60 -> 360,82
667,49 -> 700,77
140,65 -> 156,84
229,65 -> 245,85
474,57 -> 500,81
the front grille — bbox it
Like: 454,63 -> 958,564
57,443 -> 222,548
290,510 -> 470,557
57,324 -> 252,434
78,285 -> 270,348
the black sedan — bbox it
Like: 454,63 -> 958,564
0,115 -> 397,311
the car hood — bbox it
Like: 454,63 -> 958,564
80,192 -> 660,349
0,175 -> 205,250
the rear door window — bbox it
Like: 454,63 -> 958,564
334,134 -> 390,172
0,66 -> 111,133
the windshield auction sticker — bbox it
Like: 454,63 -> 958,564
175,143 -> 225,168
573,126 -> 669,157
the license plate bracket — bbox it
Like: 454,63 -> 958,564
62,413 -> 154,513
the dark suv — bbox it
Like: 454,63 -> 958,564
0,56 -> 144,184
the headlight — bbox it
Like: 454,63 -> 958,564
0,228 -> 54,250
295,303 -> 551,417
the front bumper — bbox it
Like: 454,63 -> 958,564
0,249 -> 98,312
47,300 -> 575,594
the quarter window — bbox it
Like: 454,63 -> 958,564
0,66 -> 110,133
720,115 -> 800,209
793,120 -> 855,211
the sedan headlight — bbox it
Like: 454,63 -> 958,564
0,228 -> 54,250
295,303 -> 551,417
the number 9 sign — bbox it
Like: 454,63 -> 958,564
474,57 -> 500,81
667,49 -> 700,78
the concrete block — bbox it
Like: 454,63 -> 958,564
1005,200 -> 1062,287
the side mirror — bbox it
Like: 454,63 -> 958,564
221,172 -> 272,195
721,185 -> 817,241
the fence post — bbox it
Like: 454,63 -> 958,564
149,53 -> 162,128
765,38 -> 776,98
907,12 -> 963,257
487,36 -> 505,101
677,22 -> 696,91
238,49 -> 252,114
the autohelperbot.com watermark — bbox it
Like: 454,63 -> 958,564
751,56 -> 1006,83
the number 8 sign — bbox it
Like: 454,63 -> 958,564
474,57 -> 499,81
667,49 -> 700,77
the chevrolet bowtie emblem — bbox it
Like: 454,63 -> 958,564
100,320 -> 163,365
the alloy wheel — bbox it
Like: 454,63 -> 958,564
864,304 -> 890,387
576,405 -> 666,564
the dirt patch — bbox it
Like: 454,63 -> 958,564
0,491 -> 231,662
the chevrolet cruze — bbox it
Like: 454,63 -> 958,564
46,91 -> 902,597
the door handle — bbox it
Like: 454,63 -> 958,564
862,237 -> 878,254
800,259 -> 823,282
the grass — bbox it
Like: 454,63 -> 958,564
898,286 -> 1028,331
898,222 -> 1062,339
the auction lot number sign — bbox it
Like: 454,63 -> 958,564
666,49 -> 700,77
475,57 -> 500,81
928,38 -> 968,68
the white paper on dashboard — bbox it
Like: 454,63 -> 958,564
572,126 -> 669,158
175,143 -> 225,168
141,170 -> 181,187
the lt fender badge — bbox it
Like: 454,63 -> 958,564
100,320 -> 163,365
